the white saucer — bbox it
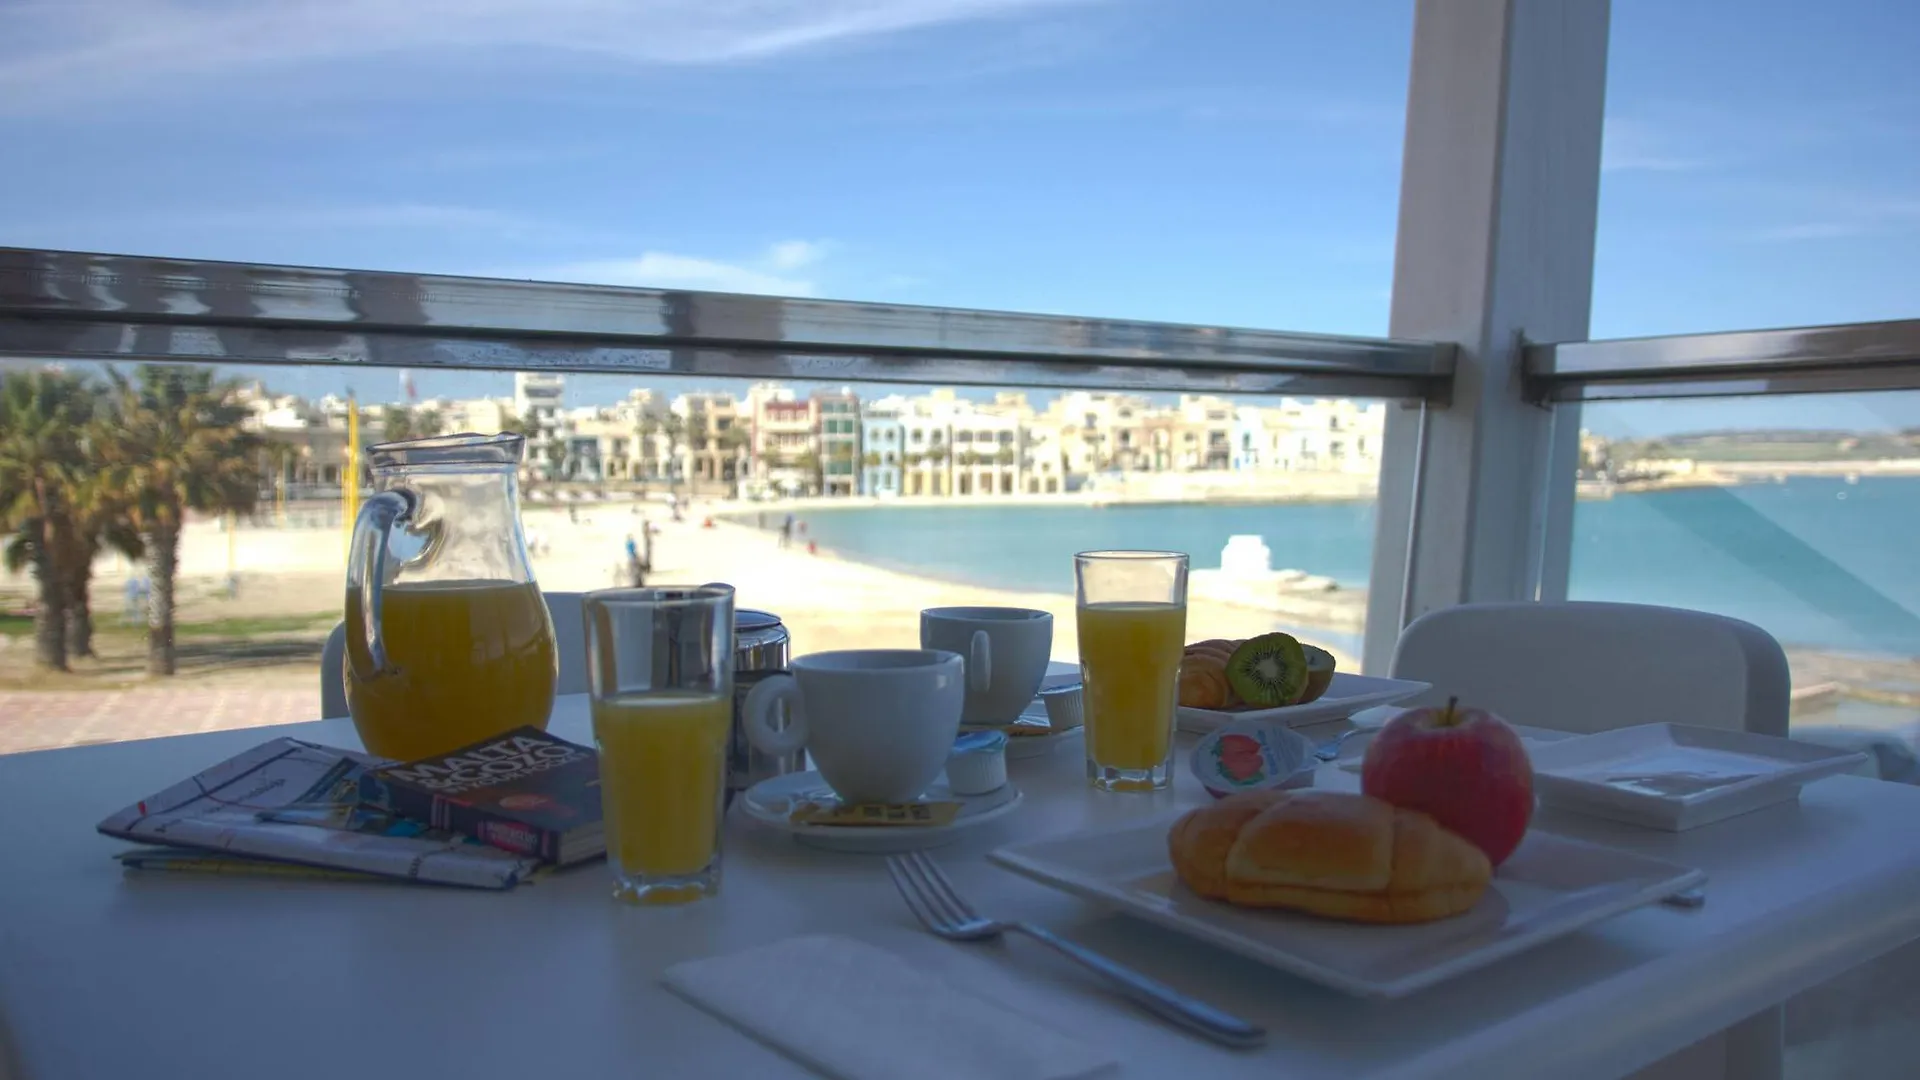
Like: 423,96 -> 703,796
738,770 -> 1024,853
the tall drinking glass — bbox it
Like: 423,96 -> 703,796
583,585 -> 735,905
1074,551 -> 1189,792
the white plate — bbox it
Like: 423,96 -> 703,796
739,771 -> 1023,853
1336,731 -> 1562,774
990,818 -> 1704,999
1528,723 -> 1869,831
1178,673 -> 1432,733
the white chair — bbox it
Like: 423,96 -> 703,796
1390,600 -> 1791,737
1392,600 -> 1794,1080
319,590 -> 588,719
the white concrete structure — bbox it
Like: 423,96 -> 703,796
861,409 -> 904,496
513,372 -> 566,478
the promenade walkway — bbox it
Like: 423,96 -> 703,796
0,689 -> 316,756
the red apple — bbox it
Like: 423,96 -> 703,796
1360,697 -> 1533,866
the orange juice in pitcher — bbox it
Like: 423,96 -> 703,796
345,579 -> 556,761
344,434 -> 558,761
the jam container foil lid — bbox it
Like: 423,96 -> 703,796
1189,719 -> 1314,799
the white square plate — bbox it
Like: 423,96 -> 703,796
1529,723 -> 1869,831
1178,672 -> 1431,733
990,819 -> 1703,999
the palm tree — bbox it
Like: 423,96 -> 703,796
497,407 -> 532,439
59,468 -> 145,659
98,365 -> 263,676
382,405 -> 417,444
0,369 -> 94,671
792,451 -> 823,495
642,413 -> 690,488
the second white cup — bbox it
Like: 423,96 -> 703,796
742,649 -> 965,805
920,606 -> 1055,727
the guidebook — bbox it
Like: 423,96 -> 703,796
97,738 -> 541,889
359,727 -> 605,866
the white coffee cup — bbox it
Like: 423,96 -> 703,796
919,606 -> 1055,727
742,649 -> 965,805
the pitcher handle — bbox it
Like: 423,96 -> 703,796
968,630 -> 992,693
347,490 -> 414,682
743,674 -> 808,757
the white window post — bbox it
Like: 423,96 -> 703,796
1363,0 -> 1610,673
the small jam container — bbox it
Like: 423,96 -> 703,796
947,730 -> 1010,795
1036,682 -> 1084,731
1189,720 -> 1314,799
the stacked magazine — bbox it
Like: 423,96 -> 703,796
99,728 -> 605,890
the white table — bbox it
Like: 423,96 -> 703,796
4,696 -> 1920,1080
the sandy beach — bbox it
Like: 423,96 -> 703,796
0,493 -> 1361,703
4,493 -> 1915,756
523,500 -> 1365,670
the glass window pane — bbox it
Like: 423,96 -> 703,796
1,357 -> 1385,754
0,7 -> 1408,333
1567,395 -> 1920,750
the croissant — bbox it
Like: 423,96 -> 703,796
1167,790 -> 1491,924
1178,662 -> 1231,709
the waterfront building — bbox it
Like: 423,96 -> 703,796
816,389 -> 861,497
861,407 -> 904,496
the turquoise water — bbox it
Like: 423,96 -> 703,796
785,476 -> 1920,657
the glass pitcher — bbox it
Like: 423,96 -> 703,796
344,433 -> 558,761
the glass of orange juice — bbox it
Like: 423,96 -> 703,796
583,585 -> 735,905
1075,551 -> 1189,792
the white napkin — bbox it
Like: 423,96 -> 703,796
663,934 -> 1116,1080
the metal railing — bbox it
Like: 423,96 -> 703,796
0,248 -> 1453,401
1524,319 -> 1920,402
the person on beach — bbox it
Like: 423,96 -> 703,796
780,513 -> 795,548
623,534 -> 646,587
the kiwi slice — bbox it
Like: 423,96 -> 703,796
1224,632 -> 1308,707
1297,645 -> 1337,704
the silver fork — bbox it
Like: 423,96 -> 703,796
886,851 -> 1266,1049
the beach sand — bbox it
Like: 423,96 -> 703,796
526,500 -> 1363,671
5,494 -> 1915,755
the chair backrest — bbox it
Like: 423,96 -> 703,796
318,590 -> 589,720
1389,601 -> 1791,736
319,621 -> 348,718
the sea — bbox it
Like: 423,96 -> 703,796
786,475 -> 1920,659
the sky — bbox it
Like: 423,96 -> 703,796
1,0 -> 1915,438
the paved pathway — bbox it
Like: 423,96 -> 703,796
0,689 -> 318,756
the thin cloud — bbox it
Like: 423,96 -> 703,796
1747,222 -> 1870,242
1741,191 -> 1920,242
547,241 -> 831,296
765,239 -> 827,271
0,0 -> 1091,108
1601,118 -> 1707,173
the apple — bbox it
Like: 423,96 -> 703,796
1360,697 -> 1533,866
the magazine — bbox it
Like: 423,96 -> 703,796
360,727 -> 605,866
97,738 -> 541,889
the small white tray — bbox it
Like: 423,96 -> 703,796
990,818 -> 1703,999
1178,673 -> 1431,733
1528,723 -> 1869,832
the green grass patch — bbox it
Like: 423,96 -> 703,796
0,613 -> 32,636
182,613 -> 339,637
100,612 -> 338,637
